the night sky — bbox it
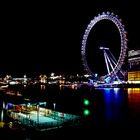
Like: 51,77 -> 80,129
1,1 -> 139,77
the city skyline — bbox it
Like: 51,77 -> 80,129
1,1 -> 139,77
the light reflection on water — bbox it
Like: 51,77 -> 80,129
101,88 -> 126,125
0,86 -> 140,129
127,88 -> 140,114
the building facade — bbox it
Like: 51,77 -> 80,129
128,50 -> 140,83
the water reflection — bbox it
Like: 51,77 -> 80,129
128,88 -> 140,94
0,102 -> 4,122
40,85 -> 46,90
103,88 -> 121,103
1,86 -> 140,131
127,88 -> 140,114
0,101 -> 6,124
102,88 -> 127,125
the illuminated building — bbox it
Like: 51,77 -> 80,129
128,50 -> 140,69
39,75 -> 47,84
128,50 -> 140,83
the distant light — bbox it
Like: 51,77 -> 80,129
24,74 -> 27,78
84,74 -> 91,78
27,103 -> 30,107
95,73 -> 98,77
39,102 -> 47,106
51,72 -> 55,77
9,81 -> 16,85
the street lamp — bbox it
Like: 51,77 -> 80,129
53,103 -> 56,111
37,104 -> 39,124
53,103 -> 56,119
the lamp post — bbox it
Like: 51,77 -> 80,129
53,103 -> 56,119
53,103 -> 56,111
37,104 -> 39,124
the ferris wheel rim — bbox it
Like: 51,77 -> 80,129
81,12 -> 127,81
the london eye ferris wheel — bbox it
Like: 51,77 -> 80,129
81,12 -> 128,83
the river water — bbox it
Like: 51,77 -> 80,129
0,84 -> 140,138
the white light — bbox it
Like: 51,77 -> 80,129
53,103 -> 56,111
51,73 -> 54,77
9,81 -> 16,85
99,47 -> 109,50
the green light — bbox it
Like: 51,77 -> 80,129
83,109 -> 90,116
84,99 -> 90,106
